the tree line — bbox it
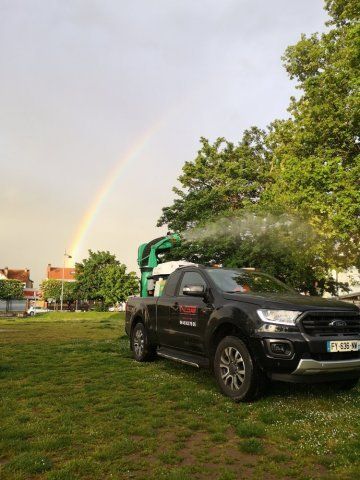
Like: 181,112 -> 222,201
158,0 -> 359,295
41,250 -> 139,310
0,251 -> 139,309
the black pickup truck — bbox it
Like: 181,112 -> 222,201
125,265 -> 360,401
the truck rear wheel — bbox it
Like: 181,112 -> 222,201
131,322 -> 155,362
214,336 -> 265,402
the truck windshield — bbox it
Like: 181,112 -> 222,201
206,269 -> 295,294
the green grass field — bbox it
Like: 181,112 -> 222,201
0,313 -> 359,480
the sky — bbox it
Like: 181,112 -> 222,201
0,0 -> 327,286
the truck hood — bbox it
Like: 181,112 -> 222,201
223,292 -> 359,312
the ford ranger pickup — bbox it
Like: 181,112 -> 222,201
125,265 -> 360,401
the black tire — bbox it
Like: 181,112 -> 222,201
334,378 -> 359,391
214,335 -> 265,402
131,322 -> 155,362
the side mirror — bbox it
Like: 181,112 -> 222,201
183,285 -> 205,297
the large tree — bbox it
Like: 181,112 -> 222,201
75,250 -> 139,308
158,0 -> 359,294
158,127 -> 270,232
264,0 -> 360,268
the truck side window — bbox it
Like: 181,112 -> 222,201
163,271 -> 182,297
178,272 -> 207,295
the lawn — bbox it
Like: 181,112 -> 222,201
0,313 -> 359,480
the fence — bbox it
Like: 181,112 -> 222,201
0,299 -> 27,315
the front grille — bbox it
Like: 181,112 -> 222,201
301,312 -> 360,336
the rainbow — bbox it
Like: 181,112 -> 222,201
69,118 -> 166,262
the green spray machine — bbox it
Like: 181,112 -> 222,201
137,233 -> 181,297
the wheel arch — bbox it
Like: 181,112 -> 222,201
207,319 -> 249,360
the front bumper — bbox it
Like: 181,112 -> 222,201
292,357 -> 360,375
251,332 -> 360,383
270,356 -> 360,383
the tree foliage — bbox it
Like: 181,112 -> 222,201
40,279 -> 77,302
98,264 -> 139,306
0,280 -> 24,300
264,0 -> 360,267
158,127 -> 270,232
75,250 -> 139,307
164,212 -> 349,295
158,0 -> 359,294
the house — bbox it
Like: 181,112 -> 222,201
0,267 -> 34,288
336,267 -> 360,306
338,291 -> 360,305
0,267 -> 36,308
47,264 -> 76,282
324,267 -> 360,306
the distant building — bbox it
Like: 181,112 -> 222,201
336,267 -> 360,306
0,267 -> 36,307
47,264 -> 76,282
23,288 -> 42,305
0,267 -> 33,288
324,267 -> 360,306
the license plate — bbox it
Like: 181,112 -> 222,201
327,340 -> 360,353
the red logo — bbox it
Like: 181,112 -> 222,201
179,305 -> 197,315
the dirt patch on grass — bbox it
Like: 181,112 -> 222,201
172,428 -> 329,480
174,430 -> 259,479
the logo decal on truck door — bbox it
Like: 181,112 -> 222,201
179,305 -> 197,315
179,305 -> 198,327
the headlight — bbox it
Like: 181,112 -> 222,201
257,309 -> 301,326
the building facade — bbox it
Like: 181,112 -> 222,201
46,264 -> 76,282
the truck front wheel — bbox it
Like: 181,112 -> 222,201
214,336 -> 265,402
131,322 -> 155,362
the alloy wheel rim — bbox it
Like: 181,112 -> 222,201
219,346 -> 245,390
133,328 -> 144,357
